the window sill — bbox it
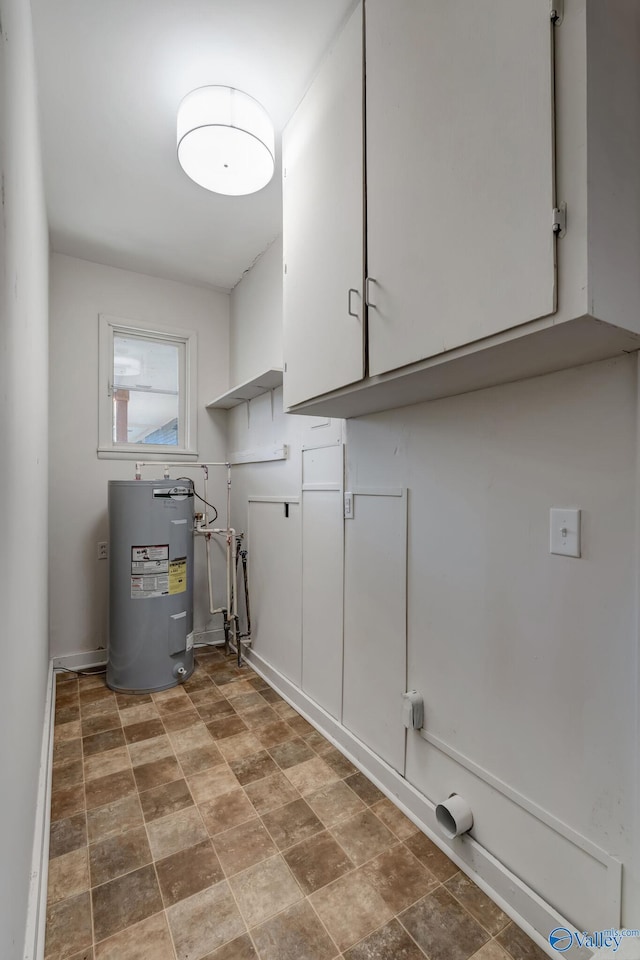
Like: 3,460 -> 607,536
97,447 -> 199,461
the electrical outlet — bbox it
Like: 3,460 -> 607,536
97,541 -> 108,560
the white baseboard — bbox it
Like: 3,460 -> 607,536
52,650 -> 107,673
244,647 -> 592,960
23,661 -> 55,960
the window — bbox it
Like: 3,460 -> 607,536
98,315 -> 197,459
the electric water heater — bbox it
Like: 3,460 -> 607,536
107,478 -> 195,693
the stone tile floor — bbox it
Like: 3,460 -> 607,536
46,648 -> 548,960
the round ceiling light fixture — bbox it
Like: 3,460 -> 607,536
177,86 -> 275,196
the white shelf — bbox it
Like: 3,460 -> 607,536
206,368 -> 283,409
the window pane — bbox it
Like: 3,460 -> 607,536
112,334 -> 180,445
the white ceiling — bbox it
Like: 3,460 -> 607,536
31,0 -> 353,291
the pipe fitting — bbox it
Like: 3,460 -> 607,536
435,794 -> 473,839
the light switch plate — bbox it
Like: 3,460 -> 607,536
550,508 -> 581,558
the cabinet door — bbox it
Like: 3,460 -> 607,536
366,0 -> 556,377
282,3 -> 365,408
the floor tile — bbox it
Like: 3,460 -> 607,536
156,838 -> 224,906
147,805 -> 209,859
268,737 -> 315,770
54,720 -> 81,743
56,703 -> 80,725
84,746 -> 131,782
256,720 -> 297,748
156,695 -> 197,718
199,788 -> 258,836
79,685 -> 114,707
49,812 -> 87,860
53,738 -> 83,766
89,826 -> 152,887
247,675 -> 269,692
228,692 -> 266,714
445,872 -> 510,936
85,770 -> 137,811
229,855 -> 303,928
139,778 -> 194,822
133,755 -> 182,792
218,732 -> 263,762
306,780 -> 366,827
202,933 -> 258,960
81,712 -> 121,738
309,871 -> 393,952
207,715 -> 248,740
127,734 -> 174,767
229,750 -> 278,785
244,772 -> 300,814
272,701 -> 297,719
251,899 -> 338,960
241,706 -> 279,730
258,688 -> 283,705
343,918 -> 427,960
152,685 -> 189,705
371,799 -> 417,840
495,922 -> 550,960
81,699 -> 120,722
122,718 -> 165,744
93,912 -> 175,960
283,830 -> 354,894
343,773 -> 384,807
82,727 -> 126,757
224,680 -> 258,700
330,810 -> 395,866
167,881 -> 246,960
404,831 -> 458,881
118,702 -> 159,726
179,742 -> 225,776
262,798 -> 323,850
288,715 -> 314,737
322,747 -> 357,779
67,948 -> 94,960
51,782 -> 85,822
161,706 -> 202,732
213,819 -> 278,875
188,764 -> 238,803
47,847 -> 89,904
472,943 -> 514,960
284,757 -> 339,796
169,721 -> 215,754
45,891 -> 92,960
399,886 -> 489,960
91,862 -> 163,942
362,844 -> 439,913
87,795 -> 144,844
51,759 -> 84,791
198,700 -> 236,722
303,731 -> 334,755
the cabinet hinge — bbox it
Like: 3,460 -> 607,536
550,0 -> 563,24
553,203 -> 567,237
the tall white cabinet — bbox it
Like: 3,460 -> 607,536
282,3 -> 364,409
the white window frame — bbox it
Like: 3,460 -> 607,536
98,314 -> 198,460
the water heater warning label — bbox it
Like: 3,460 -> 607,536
169,558 -> 187,595
131,545 -> 169,599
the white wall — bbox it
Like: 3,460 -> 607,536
230,235 -> 283,385
49,254 -> 230,658
229,237 -> 640,932
0,0 -> 50,955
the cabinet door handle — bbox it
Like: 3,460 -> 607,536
348,288 -> 359,318
365,277 -> 377,308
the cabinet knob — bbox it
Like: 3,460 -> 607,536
365,277 -> 377,309
348,288 -> 360,318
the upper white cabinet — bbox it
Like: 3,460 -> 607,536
282,3 -> 365,409
283,0 -> 640,418
366,0 -> 556,376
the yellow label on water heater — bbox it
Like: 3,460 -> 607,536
169,559 -> 187,595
